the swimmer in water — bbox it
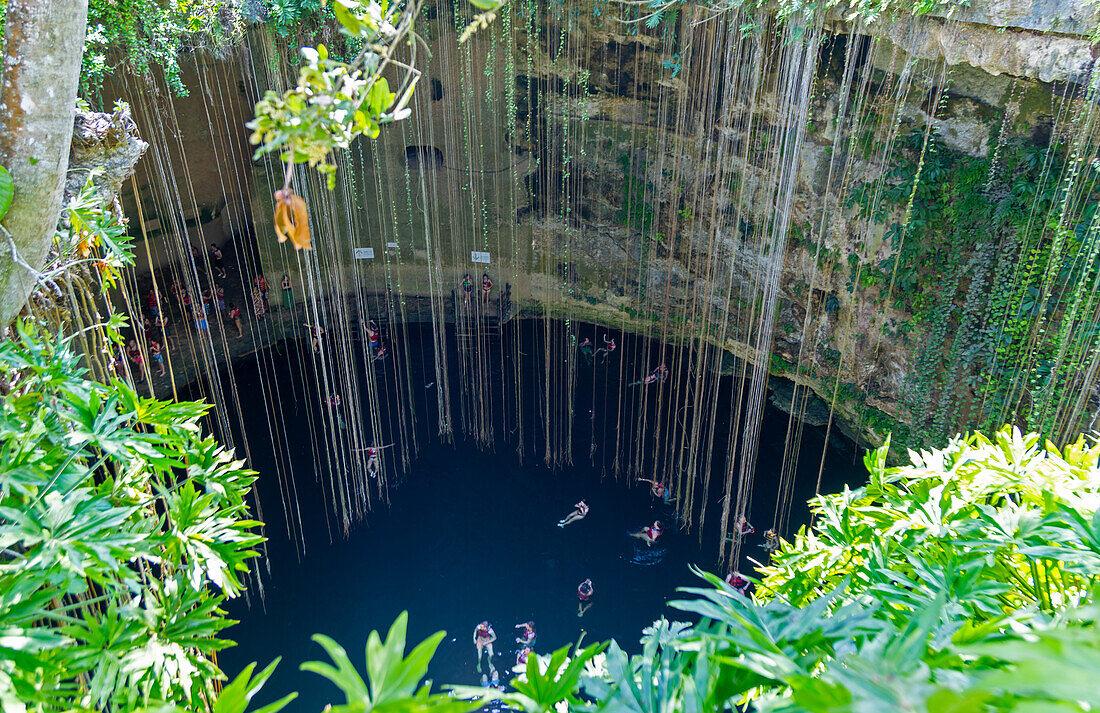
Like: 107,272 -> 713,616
736,515 -> 755,536
594,334 -> 617,362
557,500 -> 589,527
630,519 -> 664,547
637,478 -> 672,503
363,443 -> 394,477
515,646 -> 532,670
726,570 -> 751,596
514,621 -> 536,647
577,578 -> 594,617
762,528 -> 780,554
579,337 -> 593,362
473,621 -> 497,673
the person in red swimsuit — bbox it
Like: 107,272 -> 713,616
726,570 -> 751,596
630,520 -> 664,547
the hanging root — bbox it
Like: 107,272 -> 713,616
273,188 -> 312,251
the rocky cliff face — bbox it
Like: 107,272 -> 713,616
120,0 -> 1100,453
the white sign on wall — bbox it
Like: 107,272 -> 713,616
353,247 -> 375,260
471,251 -> 491,264
386,242 -> 399,248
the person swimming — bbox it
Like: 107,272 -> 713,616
637,478 -> 671,503
726,570 -> 751,596
579,337 -> 593,362
630,520 -> 664,547
763,528 -> 780,554
514,621 -> 536,647
736,515 -> 755,536
363,443 -> 393,477
515,646 -> 532,670
577,578 -> 594,617
474,621 -> 497,673
594,334 -> 617,361
557,500 -> 589,527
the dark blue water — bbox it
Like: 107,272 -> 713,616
210,319 -> 863,710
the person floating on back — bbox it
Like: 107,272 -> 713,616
594,334 -> 617,362
364,443 -> 393,478
515,646 -> 532,670
558,500 -> 589,527
630,519 -> 664,547
474,621 -> 497,673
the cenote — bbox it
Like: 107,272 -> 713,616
8,0 -> 1100,708
209,319 -> 864,710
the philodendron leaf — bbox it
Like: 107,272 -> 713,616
0,165 -> 13,221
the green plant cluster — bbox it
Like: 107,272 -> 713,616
81,0 -> 243,98
634,0 -> 964,34
615,153 -> 656,235
248,0 -> 423,189
0,323 -> 266,712
843,126 -> 1100,448
0,0 -> 359,101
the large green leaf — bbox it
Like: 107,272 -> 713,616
0,165 -> 11,221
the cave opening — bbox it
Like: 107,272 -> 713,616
404,145 -> 445,170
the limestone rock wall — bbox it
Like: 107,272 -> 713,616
122,0 -> 1100,451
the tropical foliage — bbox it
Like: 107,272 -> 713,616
302,612 -> 475,713
247,0 -> 424,189
80,0 -> 243,98
0,322 -> 268,712
3,327 -> 1098,713
841,127 -> 1100,451
581,425 -> 1100,712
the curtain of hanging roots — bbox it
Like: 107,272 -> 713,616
104,2 -> 1100,577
